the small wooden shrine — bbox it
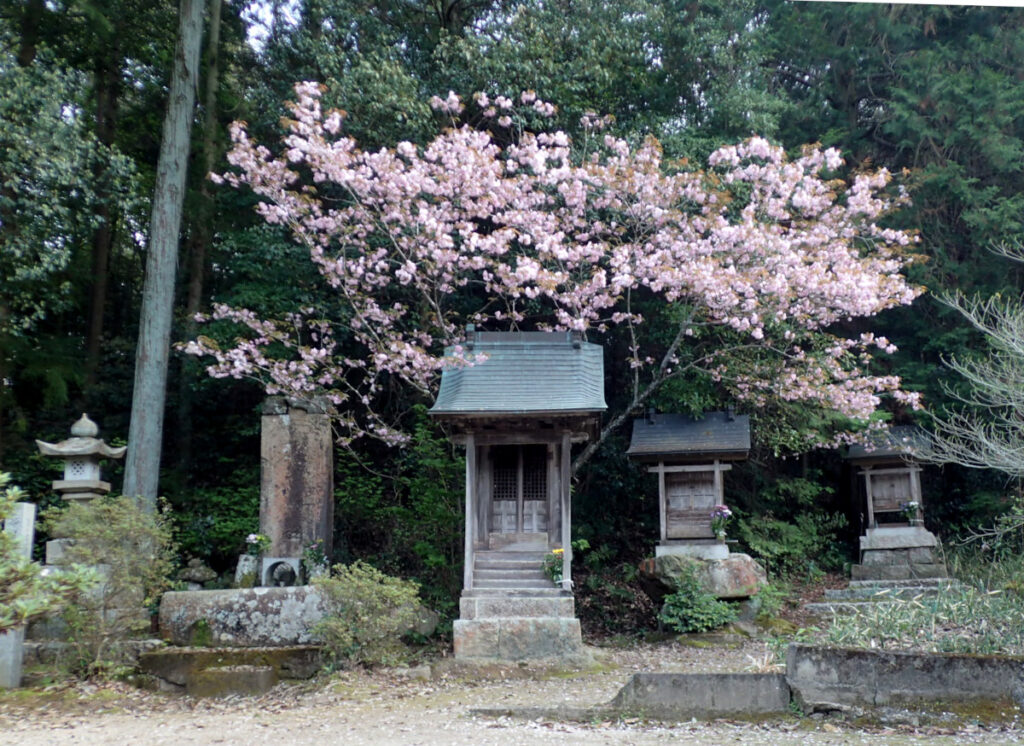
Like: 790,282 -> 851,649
430,328 -> 605,661
627,411 -> 750,559
846,427 -> 947,580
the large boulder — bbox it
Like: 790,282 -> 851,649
639,553 -> 768,601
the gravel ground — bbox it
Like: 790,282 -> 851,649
1,639 -> 1021,745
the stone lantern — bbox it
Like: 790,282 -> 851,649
36,414 -> 126,503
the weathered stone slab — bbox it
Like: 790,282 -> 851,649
160,587 -> 327,647
45,538 -> 74,565
4,502 -> 36,559
786,644 -> 1024,709
0,628 -> 26,689
185,665 -> 278,698
453,618 -> 586,661
459,595 -> 575,620
610,673 -> 791,719
655,541 -> 729,560
139,645 -> 322,686
260,397 -> 333,560
850,563 -> 948,581
859,526 -> 937,551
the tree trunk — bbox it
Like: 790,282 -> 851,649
177,0 -> 223,477
122,0 -> 205,507
84,58 -> 122,389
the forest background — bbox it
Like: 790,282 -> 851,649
2,0 -> 1022,630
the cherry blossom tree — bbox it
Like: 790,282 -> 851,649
186,83 -> 923,463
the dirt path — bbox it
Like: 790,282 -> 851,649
2,640 -> 1021,746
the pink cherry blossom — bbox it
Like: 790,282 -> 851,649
187,83 -> 924,449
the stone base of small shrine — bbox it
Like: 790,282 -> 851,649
639,553 -> 768,601
852,526 -> 948,581
655,540 -> 729,560
453,588 -> 587,662
453,616 -> 586,662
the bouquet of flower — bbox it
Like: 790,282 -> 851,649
543,547 -> 565,584
900,501 -> 921,522
246,532 -> 271,555
710,505 -> 733,540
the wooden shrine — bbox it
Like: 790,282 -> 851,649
847,426 -> 924,529
846,427 -> 947,581
627,411 -> 750,559
430,329 -> 605,661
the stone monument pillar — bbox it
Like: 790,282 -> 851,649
259,397 -> 334,585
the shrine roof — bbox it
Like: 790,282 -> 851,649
429,330 -> 606,417
846,426 -> 926,462
626,411 -> 750,461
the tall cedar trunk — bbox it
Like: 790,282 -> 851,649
177,0 -> 223,477
84,57 -> 121,388
122,0 -> 205,507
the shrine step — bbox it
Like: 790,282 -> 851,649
473,578 -> 556,590
823,584 -> 952,601
460,594 -> 576,620
474,567 -> 549,582
476,550 -> 548,562
803,600 -> 907,615
463,587 -> 565,597
848,578 -> 954,589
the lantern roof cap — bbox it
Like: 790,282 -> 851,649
36,413 -> 126,459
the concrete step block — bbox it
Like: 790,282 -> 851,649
848,578 -> 956,589
454,617 -> 585,661
850,563 -> 949,582
185,664 -> 278,697
824,586 -> 943,601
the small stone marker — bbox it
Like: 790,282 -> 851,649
4,502 -> 36,559
0,501 -> 37,688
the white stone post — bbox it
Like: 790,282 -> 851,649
1,502 -> 36,688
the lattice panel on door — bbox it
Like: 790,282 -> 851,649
492,446 -> 517,502
665,471 -> 715,539
490,445 -> 518,533
522,445 -> 548,533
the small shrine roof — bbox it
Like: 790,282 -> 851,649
846,426 -> 926,462
429,330 -> 606,417
626,411 -> 750,461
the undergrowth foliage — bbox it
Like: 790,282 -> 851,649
657,564 -> 738,634
43,495 -> 176,677
0,472 -> 95,633
312,560 -> 425,668
825,548 -> 1024,656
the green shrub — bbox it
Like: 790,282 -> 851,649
43,495 -> 176,677
737,512 -> 848,578
0,472 -> 95,633
657,565 -> 738,633
312,560 -> 424,668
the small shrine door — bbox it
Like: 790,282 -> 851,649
490,444 -> 549,534
665,470 -> 716,539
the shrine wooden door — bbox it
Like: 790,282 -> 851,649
489,444 -> 549,534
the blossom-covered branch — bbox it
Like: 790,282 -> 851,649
188,82 -> 923,449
